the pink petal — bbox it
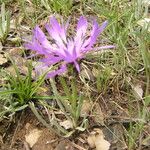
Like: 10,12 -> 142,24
74,61 -> 80,72
76,16 -> 88,37
75,16 -> 88,44
99,21 -> 108,34
50,17 -> 67,42
34,26 -> 52,50
82,20 -> 108,53
47,64 -> 67,77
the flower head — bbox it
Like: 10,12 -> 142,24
25,16 -> 114,77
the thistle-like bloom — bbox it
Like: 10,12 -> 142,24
25,16 -> 114,77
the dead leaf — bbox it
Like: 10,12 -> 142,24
137,18 -> 150,32
87,134 -> 96,148
0,54 -> 7,65
8,48 -> 23,56
6,66 -> 16,75
87,128 -> 110,150
133,84 -> 143,100
80,100 -> 92,117
126,78 -> 143,100
142,0 -> 150,5
25,128 -> 43,148
60,120 -> 73,129
95,137 -> 111,150
92,103 -> 104,126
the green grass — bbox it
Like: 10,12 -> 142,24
82,0 -> 150,149
93,0 -> 149,149
29,70 -> 87,137
0,59 -> 46,119
0,0 -> 12,5
0,3 -> 10,43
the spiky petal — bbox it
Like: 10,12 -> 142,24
25,16 -> 114,77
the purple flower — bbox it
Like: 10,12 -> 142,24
25,16 -> 114,77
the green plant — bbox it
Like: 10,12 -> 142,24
127,6 -> 150,149
0,3 -> 10,43
126,94 -> 150,150
41,0 -> 73,15
137,28 -> 150,96
54,77 -> 85,128
19,0 -> 48,28
0,0 -> 12,5
30,76 -> 87,137
86,0 -> 150,148
0,59 -> 46,116
96,66 -> 112,92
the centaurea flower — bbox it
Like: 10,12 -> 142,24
25,16 -> 114,77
